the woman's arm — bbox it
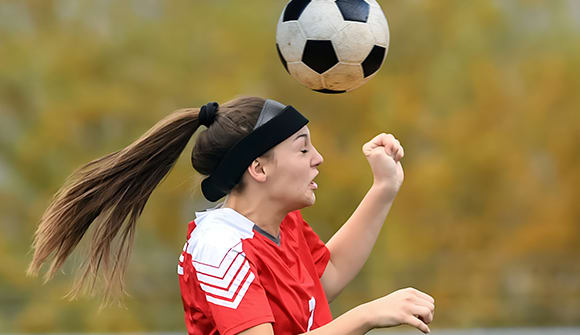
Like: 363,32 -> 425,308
321,133 -> 405,301
238,306 -> 369,335
238,287 -> 434,335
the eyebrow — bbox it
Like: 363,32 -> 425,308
293,133 -> 308,142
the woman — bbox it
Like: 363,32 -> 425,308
28,96 -> 435,334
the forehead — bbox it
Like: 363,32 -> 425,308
270,125 -> 310,152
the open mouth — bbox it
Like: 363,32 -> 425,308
309,171 -> 319,190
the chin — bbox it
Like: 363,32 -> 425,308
303,193 -> 316,208
287,197 -> 314,212
283,191 -> 317,212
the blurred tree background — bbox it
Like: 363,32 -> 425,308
1,0 -> 579,332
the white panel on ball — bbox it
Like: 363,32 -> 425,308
276,21 -> 307,62
364,0 -> 381,8
368,7 -> 389,47
322,63 -> 364,91
346,76 -> 371,92
333,22 -> 375,63
298,1 -> 344,39
287,62 -> 325,90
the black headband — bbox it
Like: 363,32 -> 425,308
201,100 -> 309,201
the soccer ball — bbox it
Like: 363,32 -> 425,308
276,0 -> 390,94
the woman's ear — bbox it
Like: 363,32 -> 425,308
247,158 -> 268,183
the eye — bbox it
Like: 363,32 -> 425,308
301,149 -> 309,154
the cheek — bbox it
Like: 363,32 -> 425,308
270,164 -> 307,195
277,172 -> 302,193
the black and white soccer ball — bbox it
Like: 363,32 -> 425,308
276,0 -> 389,94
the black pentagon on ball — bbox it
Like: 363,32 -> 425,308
336,0 -> 370,23
283,0 -> 311,21
302,40 -> 339,74
362,45 -> 386,77
276,44 -> 289,73
315,88 -> 347,94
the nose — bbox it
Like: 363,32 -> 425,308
312,147 -> 323,167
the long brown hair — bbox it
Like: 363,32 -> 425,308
28,96 -> 266,302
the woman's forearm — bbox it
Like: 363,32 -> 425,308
323,183 -> 396,300
240,304 -> 371,335
302,304 -> 372,335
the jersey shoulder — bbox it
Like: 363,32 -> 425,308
184,208 -> 260,310
186,208 -> 255,266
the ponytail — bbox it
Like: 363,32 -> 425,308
28,107 -> 202,302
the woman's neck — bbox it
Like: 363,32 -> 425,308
223,192 -> 287,238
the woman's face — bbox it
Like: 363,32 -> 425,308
263,125 -> 323,211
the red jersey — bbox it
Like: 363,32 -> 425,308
177,207 -> 333,335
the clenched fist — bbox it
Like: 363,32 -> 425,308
362,133 -> 404,196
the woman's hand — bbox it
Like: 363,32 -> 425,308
362,287 -> 435,334
362,133 -> 404,196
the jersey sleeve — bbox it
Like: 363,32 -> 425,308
295,211 -> 331,278
191,241 -> 275,335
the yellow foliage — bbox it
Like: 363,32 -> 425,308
1,0 -> 579,331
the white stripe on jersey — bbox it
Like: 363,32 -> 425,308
204,272 -> 255,309
192,244 -> 242,278
195,251 -> 246,288
199,259 -> 250,299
